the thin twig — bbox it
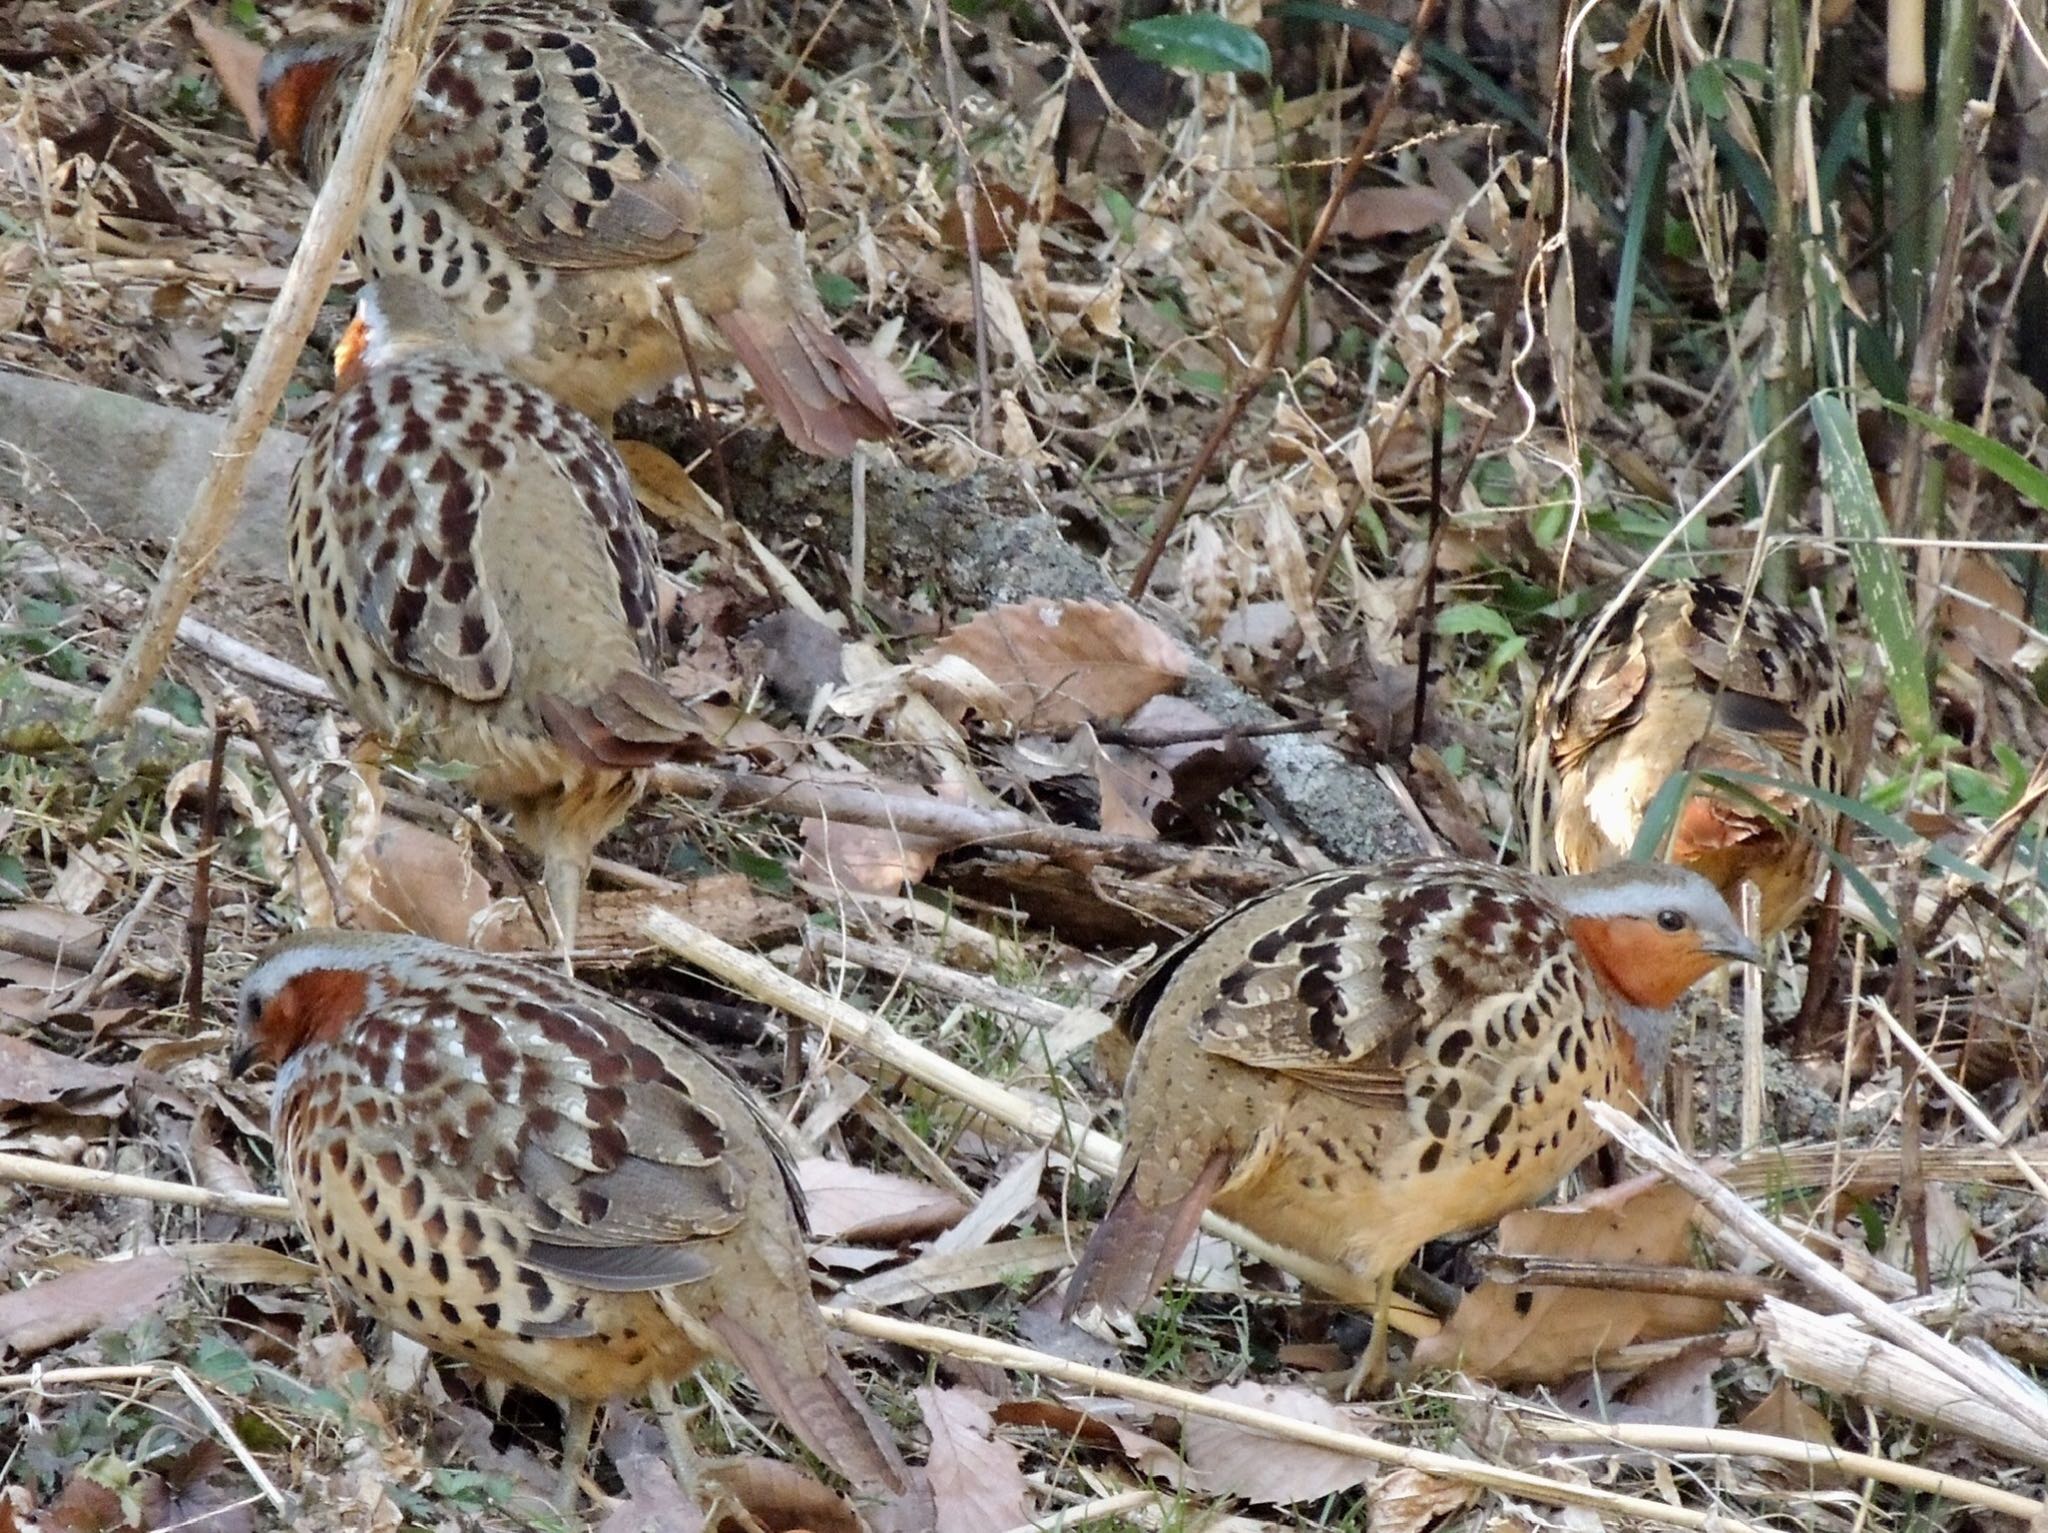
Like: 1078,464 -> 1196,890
92,0 -> 455,729
0,1152 -> 291,1222
1792,672 -> 1884,1050
648,762 -> 1292,890
170,1365 -> 289,1513
1127,0 -> 1446,599
929,0 -> 994,449
182,714 -> 231,1033
1409,368 -> 1446,749
827,1308 -> 1766,1532
225,697 -> 350,926
657,277 -> 737,516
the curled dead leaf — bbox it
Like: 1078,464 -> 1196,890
796,1160 -> 969,1244
1181,1381 -> 1376,1504
922,600 -> 1190,731
918,1386 -> 1033,1533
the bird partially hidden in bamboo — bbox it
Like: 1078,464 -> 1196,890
234,929 -> 930,1526
1062,857 -> 1760,1388
285,276 -> 714,957
254,0 -> 896,455
1517,576 -> 1850,940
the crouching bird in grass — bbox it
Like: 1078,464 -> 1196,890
255,0 -> 897,455
234,929 -> 932,1527
1062,857 -> 1760,1391
1517,576 -> 1850,941
286,277 -> 715,959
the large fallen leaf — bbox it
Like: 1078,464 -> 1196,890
354,820 -> 531,950
702,1457 -> 863,1533
1181,1381 -> 1375,1504
0,1036 -> 131,1114
189,13 -> 265,142
596,1445 -> 707,1533
0,1252 -> 182,1356
920,600 -> 1189,730
992,1398 -> 1188,1485
1413,1179 -> 1724,1383
796,1161 -> 968,1243
919,1387 -> 1032,1533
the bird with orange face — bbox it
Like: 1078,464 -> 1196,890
255,0 -> 896,454
1517,577 -> 1850,940
234,928 -> 929,1524
1063,856 -> 1759,1385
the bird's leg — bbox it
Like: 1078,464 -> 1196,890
1343,1270 -> 1399,1401
540,852 -> 586,975
556,1398 -> 598,1510
652,1388 -> 768,1533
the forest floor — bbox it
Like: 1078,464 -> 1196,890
4,1 -> 2048,1531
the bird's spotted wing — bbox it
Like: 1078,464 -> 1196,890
1674,578 -> 1849,786
389,956 -> 771,1290
1142,861 -> 1575,1107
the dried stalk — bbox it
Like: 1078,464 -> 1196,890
0,1151 -> 291,1222
1518,1412 -> 2045,1517
1591,1102 -> 2048,1445
93,0 -> 454,729
928,0 -> 993,450
828,1308 -> 1764,1533
1757,1297 -> 2048,1471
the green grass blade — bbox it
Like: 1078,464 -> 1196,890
1886,402 -> 2048,511
1813,393 -> 1933,743
1610,115 -> 1671,405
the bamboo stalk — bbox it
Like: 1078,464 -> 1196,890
92,0 -> 453,730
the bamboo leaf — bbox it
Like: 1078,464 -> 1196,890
1116,15 -> 1271,77
1886,402 -> 2048,512
1813,394 -> 1933,742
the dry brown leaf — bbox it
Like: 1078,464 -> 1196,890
1182,1381 -> 1375,1504
188,13 -> 266,142
799,778 -> 959,896
0,903 -> 103,963
1120,695 -> 1262,819
0,1036 -> 131,1114
923,600 -> 1189,730
705,1458 -> 863,1533
616,438 -> 726,542
0,1251 -> 183,1357
1368,1467 -> 1478,1533
1939,552 -> 2030,669
919,1386 -> 1032,1533
1414,1179 -> 1724,1382
1330,184 -> 1457,241
1090,734 -> 1171,841
355,820 -> 530,950
796,1160 -> 968,1243
596,1446 -> 707,1533
1739,1379 -> 1839,1448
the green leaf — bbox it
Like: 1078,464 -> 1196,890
191,1336 -> 258,1395
1886,402 -> 2048,512
1610,115 -> 1670,403
1116,15 -> 1271,77
1814,394 -> 1933,742
730,848 -> 792,892
813,270 -> 862,311
1434,601 -> 1514,639
1687,61 -> 1732,121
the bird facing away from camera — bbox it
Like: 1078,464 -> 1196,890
285,276 -> 712,957
1518,576 -> 1850,939
257,1 -> 896,453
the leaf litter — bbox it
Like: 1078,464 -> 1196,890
3,0 -> 2048,1530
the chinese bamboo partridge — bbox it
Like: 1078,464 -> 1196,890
233,929 -> 926,1522
287,276 -> 709,956
1062,857 -> 1758,1383
1518,577 -> 1850,939
257,1 -> 896,454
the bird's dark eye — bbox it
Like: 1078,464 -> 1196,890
1657,909 -> 1687,933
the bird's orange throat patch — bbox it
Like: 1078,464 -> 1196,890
1568,915 -> 1719,1012
333,312 -> 371,390
259,55 -> 340,167
252,967 -> 369,1067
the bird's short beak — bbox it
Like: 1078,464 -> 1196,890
1707,933 -> 1765,966
254,135 -> 274,166
228,1043 -> 256,1079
